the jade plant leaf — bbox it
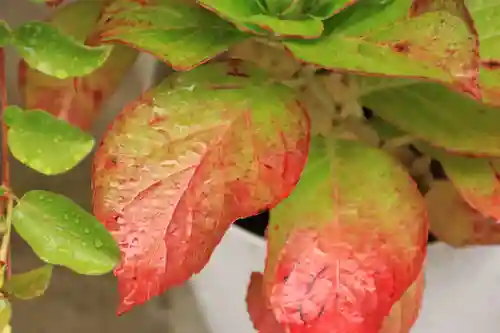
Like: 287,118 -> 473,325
92,61 -> 309,313
12,191 -> 120,275
380,270 -> 424,333
96,0 -> 247,70
4,105 -> 94,175
0,21 -> 11,47
425,180 -> 500,247
285,0 -> 479,96
0,300 -> 10,332
4,265 -> 53,300
360,78 -> 500,156
466,1 -> 500,105
19,0 -> 138,130
263,136 -> 427,333
12,21 -> 112,79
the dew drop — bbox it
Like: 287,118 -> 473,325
94,239 -> 103,248
84,228 -> 90,234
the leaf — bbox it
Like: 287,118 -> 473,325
380,270 -> 424,333
19,0 -> 139,130
0,300 -> 11,332
285,0 -> 479,95
96,0 -> 247,70
417,143 -> 500,220
425,180 -> 500,247
92,61 -> 309,313
4,105 -> 94,175
0,21 -> 11,47
264,136 -> 427,333
466,0 -> 500,105
12,21 -> 112,79
4,265 -> 53,300
12,190 -> 120,275
246,272 -> 284,333
360,78 -> 500,156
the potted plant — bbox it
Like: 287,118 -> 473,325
0,0 -> 499,332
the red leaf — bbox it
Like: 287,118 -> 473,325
247,272 -> 284,333
92,61 -> 310,313
19,1 -> 138,130
264,137 -> 428,333
380,270 -> 425,333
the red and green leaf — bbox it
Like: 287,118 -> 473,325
425,180 -> 500,247
466,0 -> 500,105
247,269 -> 425,333
285,0 -> 479,97
360,78 -> 500,156
92,61 -> 310,313
95,0 -> 247,71
263,136 -> 427,333
19,0 -> 138,130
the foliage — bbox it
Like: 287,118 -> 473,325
0,0 -> 499,332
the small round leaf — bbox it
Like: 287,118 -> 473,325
5,105 -> 94,175
12,191 -> 120,275
4,265 -> 53,300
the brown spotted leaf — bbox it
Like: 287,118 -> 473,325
285,0 -> 479,97
425,180 -> 500,247
263,136 -> 428,333
95,0 -> 246,71
466,0 -> 500,105
19,0 -> 138,131
92,61 -> 310,313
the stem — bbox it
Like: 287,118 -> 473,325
0,48 -> 11,278
0,198 -> 12,274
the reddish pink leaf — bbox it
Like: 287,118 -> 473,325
263,137 -> 428,333
247,272 -> 285,333
380,270 -> 425,333
92,61 -> 310,313
19,1 -> 138,131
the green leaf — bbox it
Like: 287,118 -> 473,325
285,0 -> 479,92
360,78 -> 500,156
4,265 -> 53,300
12,21 -> 112,79
0,21 -> 11,47
97,0 -> 247,70
308,0 -> 357,19
265,136 -> 427,332
245,14 -> 323,38
12,191 -> 120,275
5,105 -> 94,175
466,0 -> 500,105
0,300 -> 10,332
417,143 -> 500,221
